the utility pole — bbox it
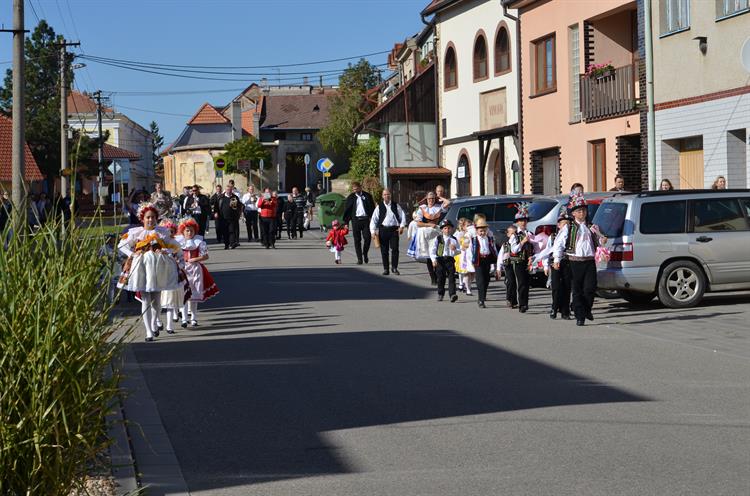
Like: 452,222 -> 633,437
93,90 -> 105,206
0,0 -> 29,232
58,40 -> 79,200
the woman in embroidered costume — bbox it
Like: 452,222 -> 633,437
117,202 -> 181,342
407,191 -> 447,285
176,217 -> 219,327
156,219 -> 191,333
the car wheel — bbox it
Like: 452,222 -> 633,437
657,260 -> 706,309
618,290 -> 655,304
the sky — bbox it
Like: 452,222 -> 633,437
0,0 -> 430,145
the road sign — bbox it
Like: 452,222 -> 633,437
237,159 -> 251,170
323,172 -> 331,177
259,158 -> 265,170
214,156 -> 226,171
304,153 -> 311,166
317,157 -> 334,172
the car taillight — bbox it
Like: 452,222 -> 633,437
609,242 -> 633,262
535,225 -> 554,236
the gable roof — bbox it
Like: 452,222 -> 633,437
241,95 -> 264,135
187,103 -> 230,125
94,143 -> 141,161
0,115 -> 44,182
67,90 -> 113,114
421,0 -> 464,16
261,93 -> 333,131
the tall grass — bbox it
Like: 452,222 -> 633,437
0,219 -> 130,495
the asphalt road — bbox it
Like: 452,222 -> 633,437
128,229 -> 750,496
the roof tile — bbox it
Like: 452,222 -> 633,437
187,103 -> 230,125
0,114 -> 44,182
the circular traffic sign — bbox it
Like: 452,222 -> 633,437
214,157 -> 226,171
304,153 -> 311,166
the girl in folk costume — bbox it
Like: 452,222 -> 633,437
176,217 -> 219,327
156,219 -> 191,332
455,218 -> 475,295
508,202 -> 536,313
471,218 -> 497,308
552,193 -> 608,326
325,219 -> 349,264
118,202 -> 181,342
407,191 -> 446,285
496,225 -> 518,308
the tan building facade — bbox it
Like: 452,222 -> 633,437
651,0 -> 750,189
507,0 -> 643,194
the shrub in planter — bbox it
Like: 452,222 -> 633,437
0,219 -> 129,495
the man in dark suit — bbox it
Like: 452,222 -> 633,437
342,181 -> 375,265
183,185 -> 211,236
209,185 -> 223,243
215,184 -> 242,249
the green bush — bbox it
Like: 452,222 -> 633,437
349,138 -> 380,183
0,219 -> 129,495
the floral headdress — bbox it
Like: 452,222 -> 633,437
177,216 -> 200,235
159,219 -> 177,231
137,201 -> 159,221
568,192 -> 587,212
514,201 -> 531,221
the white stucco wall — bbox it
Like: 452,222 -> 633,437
435,0 -> 520,196
655,93 -> 750,188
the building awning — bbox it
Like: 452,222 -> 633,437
387,167 -> 451,177
472,123 -> 518,139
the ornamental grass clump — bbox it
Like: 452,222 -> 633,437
0,219 -> 129,495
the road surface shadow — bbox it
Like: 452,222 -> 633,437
202,267 -> 431,308
131,330 -> 649,492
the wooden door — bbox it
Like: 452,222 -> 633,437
679,149 -> 704,189
591,141 -> 606,192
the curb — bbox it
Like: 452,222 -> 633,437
106,383 -> 139,495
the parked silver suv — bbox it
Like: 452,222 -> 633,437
592,190 -> 750,308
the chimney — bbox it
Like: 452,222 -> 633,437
303,76 -> 309,86
261,77 -> 268,90
319,75 -> 323,88
231,100 -> 242,141
252,112 -> 261,139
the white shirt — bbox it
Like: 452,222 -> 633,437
417,204 -> 446,223
241,192 -> 259,211
477,235 -> 491,256
370,202 -> 407,232
553,221 -> 595,263
355,193 -> 367,217
430,234 -> 459,262
509,228 -> 533,254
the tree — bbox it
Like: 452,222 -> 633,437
349,138 -> 380,183
219,136 -> 270,175
318,59 -> 380,161
0,21 -> 69,189
68,129 -> 110,177
149,121 -> 163,164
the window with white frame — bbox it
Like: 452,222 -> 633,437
660,0 -> 690,35
568,24 -> 581,123
717,0 -> 749,18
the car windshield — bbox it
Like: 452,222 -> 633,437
592,202 -> 627,238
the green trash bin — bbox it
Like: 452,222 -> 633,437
316,192 -> 346,231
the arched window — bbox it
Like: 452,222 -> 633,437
495,26 -> 511,75
456,153 -> 471,197
473,34 -> 488,81
444,45 -> 458,90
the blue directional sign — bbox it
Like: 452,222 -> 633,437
316,157 -> 334,173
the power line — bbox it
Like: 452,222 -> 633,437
80,49 -> 391,70
79,54 -> 387,77
26,0 -> 41,22
111,104 -> 193,118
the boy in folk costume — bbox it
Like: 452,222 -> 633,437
471,218 -> 497,308
325,219 -> 349,264
118,202 -> 181,342
508,203 -> 535,313
539,211 -> 573,320
156,219 -> 191,332
496,225 -> 518,308
430,220 -> 460,302
176,217 -> 219,327
552,194 -> 607,326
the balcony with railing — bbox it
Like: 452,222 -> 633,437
579,63 -> 638,122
